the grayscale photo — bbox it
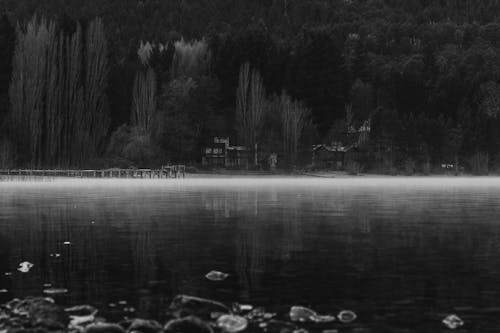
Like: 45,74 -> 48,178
0,1 -> 499,332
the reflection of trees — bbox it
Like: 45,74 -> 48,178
235,213 -> 266,298
278,194 -> 304,261
232,190 -> 307,299
132,227 -> 157,287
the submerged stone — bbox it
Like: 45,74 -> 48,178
66,305 -> 98,328
17,262 -> 34,273
43,288 -> 68,295
126,319 -> 162,333
164,316 -> 213,333
3,297 -> 69,331
231,303 -> 253,314
289,306 -> 335,323
168,295 -> 230,320
289,306 -> 317,322
313,315 -> 336,323
210,312 -> 225,320
70,314 -> 95,327
216,314 -> 248,333
85,323 -> 125,333
337,310 -> 356,324
204,271 -> 229,282
65,305 -> 98,317
442,314 -> 464,329
245,307 -> 275,321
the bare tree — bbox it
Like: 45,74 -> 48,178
10,16 -> 109,167
9,17 -> 56,166
131,67 -> 157,132
235,62 -> 266,166
46,23 -> 83,166
80,17 -> 109,165
277,91 -> 310,166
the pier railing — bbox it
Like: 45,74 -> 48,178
0,165 -> 186,179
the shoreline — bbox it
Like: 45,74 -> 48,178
0,171 -> 499,181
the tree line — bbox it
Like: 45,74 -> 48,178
1,0 -> 500,172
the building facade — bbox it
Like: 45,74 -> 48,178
202,137 -> 249,168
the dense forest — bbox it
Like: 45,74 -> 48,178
2,0 -> 500,173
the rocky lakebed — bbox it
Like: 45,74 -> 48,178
0,294 -> 467,333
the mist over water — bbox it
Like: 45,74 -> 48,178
1,177 -> 500,331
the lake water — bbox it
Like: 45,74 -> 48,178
1,177 -> 500,332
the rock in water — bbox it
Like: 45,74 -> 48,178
164,316 -> 213,333
66,305 -> 98,317
17,261 -> 34,273
70,313 -> 96,327
43,288 -> 69,295
126,319 -> 162,333
245,307 -> 276,321
168,295 -> 230,320
289,306 -> 335,323
314,314 -> 336,323
66,305 -> 98,328
289,306 -> 315,322
85,323 -> 126,333
3,297 -> 69,330
232,303 -> 253,313
216,314 -> 248,333
205,270 -> 229,281
210,312 -> 226,319
337,310 -> 357,323
442,314 -> 464,329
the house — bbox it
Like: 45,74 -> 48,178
226,145 -> 249,168
312,143 -> 351,169
312,141 -> 365,169
202,137 -> 249,168
202,137 -> 228,167
312,118 -> 371,170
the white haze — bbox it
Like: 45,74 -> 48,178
1,176 -> 500,191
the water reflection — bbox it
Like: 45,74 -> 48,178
0,178 -> 500,331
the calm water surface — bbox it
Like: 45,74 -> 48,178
1,177 -> 500,332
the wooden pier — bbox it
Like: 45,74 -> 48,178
0,165 -> 186,179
